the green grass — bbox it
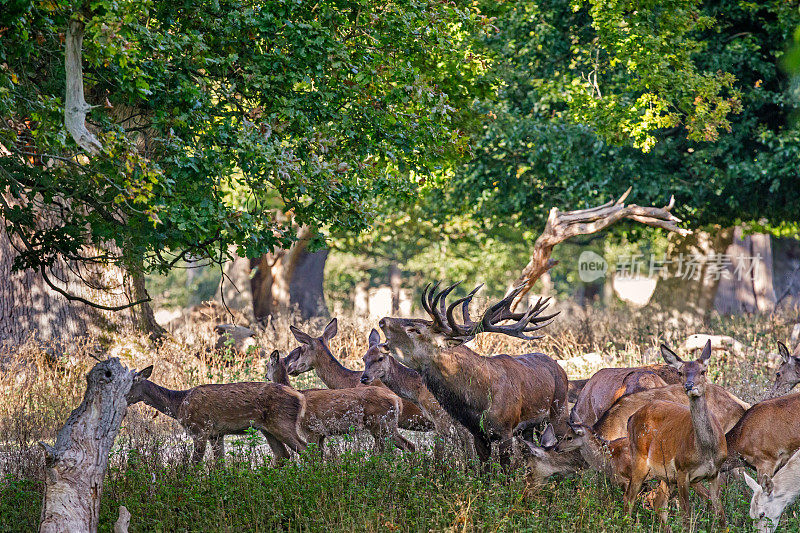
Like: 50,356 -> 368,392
1,446 -> 790,532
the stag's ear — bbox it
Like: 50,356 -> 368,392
136,365 -> 153,381
540,424 -> 557,449
443,337 -> 467,348
660,344 -> 684,369
743,472 -> 762,495
323,318 -> 338,341
290,325 -> 313,345
779,341 -> 791,363
699,339 -> 712,365
368,328 -> 381,347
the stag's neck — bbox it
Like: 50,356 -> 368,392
271,359 -> 291,386
382,356 -> 424,403
689,392 -> 720,457
141,380 -> 188,420
422,346 -> 491,411
315,346 -> 360,389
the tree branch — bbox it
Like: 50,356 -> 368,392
65,18 -> 102,155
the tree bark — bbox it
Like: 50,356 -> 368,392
648,227 -> 734,318
714,227 -> 776,314
249,226 -> 329,321
39,358 -> 137,533
389,261 -> 402,314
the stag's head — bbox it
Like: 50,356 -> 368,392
771,342 -> 800,397
125,365 -> 154,405
360,329 -> 390,385
744,472 -> 781,533
660,340 -> 712,398
379,282 -> 557,370
284,318 -> 338,376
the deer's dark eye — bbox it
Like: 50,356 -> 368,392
377,357 -> 384,362
777,372 -> 782,378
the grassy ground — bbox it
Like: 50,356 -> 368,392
1,305 -> 799,532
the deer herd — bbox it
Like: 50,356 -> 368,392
125,282 -> 800,531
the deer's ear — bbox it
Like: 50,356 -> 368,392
779,341 -> 791,363
443,338 -> 465,348
660,344 -> 684,369
290,325 -> 313,345
136,365 -> 153,381
743,472 -> 761,494
323,318 -> 338,341
699,339 -> 712,365
368,329 -> 381,347
269,350 -> 280,364
540,424 -> 557,449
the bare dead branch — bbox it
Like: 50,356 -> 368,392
65,18 -> 102,155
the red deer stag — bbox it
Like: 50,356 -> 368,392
361,329 -> 471,458
624,341 -> 728,527
572,364 -> 680,426
126,366 -> 307,463
283,318 -> 433,432
769,341 -> 800,397
379,282 -> 568,466
265,350 -> 414,453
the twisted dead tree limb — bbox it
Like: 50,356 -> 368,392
39,358 -> 142,533
65,18 -> 102,154
510,187 -> 692,309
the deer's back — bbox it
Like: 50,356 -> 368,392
727,392 -> 800,472
301,386 -> 399,433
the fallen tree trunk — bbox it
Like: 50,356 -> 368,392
510,188 -> 691,309
39,358 -> 141,533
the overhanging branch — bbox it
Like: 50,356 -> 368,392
65,18 -> 102,155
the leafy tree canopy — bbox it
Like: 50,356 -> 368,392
0,0 -> 489,290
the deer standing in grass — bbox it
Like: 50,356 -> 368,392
360,328 -> 472,459
283,318 -> 433,432
379,282 -> 568,466
126,366 -> 307,463
743,447 -> 800,533
624,341 -> 728,527
266,350 -> 414,453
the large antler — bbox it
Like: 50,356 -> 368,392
421,282 -> 558,342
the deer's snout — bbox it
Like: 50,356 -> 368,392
684,381 -> 695,392
360,374 -> 370,384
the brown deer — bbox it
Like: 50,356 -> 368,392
593,378 -> 749,442
624,341 -> 728,527
265,350 -> 414,453
282,318 -> 434,432
379,282 -> 568,466
519,424 -> 585,486
126,366 -> 307,463
360,329 -> 472,458
572,365 -> 680,426
726,345 -> 800,492
769,341 -> 800,397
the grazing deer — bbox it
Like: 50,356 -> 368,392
572,365 -> 680,426
624,341 -> 728,527
265,350 -> 414,453
361,329 -> 472,458
743,447 -> 800,533
283,318 -> 433,432
727,344 -> 800,491
379,282 -> 568,466
593,379 -> 749,442
519,424 -> 585,485
770,341 -> 800,397
126,366 -> 307,463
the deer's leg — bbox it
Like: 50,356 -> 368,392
391,429 -> 415,452
652,480 -> 671,530
498,436 -> 514,471
676,472 -> 692,529
191,437 -> 207,464
210,435 -> 225,463
624,456 -> 648,516
708,474 -> 726,527
263,431 -> 290,463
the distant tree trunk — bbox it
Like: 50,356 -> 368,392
0,225 -> 155,347
249,226 -> 330,322
389,261 -> 402,314
714,227 -> 777,314
217,248 -> 255,323
648,227 -> 734,319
